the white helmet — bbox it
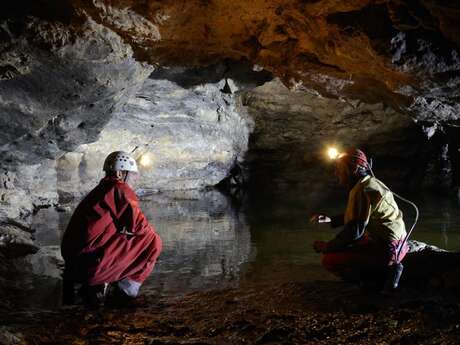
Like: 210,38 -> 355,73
103,151 -> 138,173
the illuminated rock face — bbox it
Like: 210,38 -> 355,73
57,73 -> 254,198
4,0 -> 458,118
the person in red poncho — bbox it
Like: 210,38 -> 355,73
61,151 -> 162,307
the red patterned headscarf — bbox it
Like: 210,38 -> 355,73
337,148 -> 369,175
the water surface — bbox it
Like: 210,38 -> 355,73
24,189 -> 460,309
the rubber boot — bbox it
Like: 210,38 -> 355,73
384,263 -> 404,293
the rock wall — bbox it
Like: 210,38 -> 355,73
0,13 -> 153,263
2,0 -> 460,205
11,0 -> 455,129
243,78 -> 424,198
57,73 -> 254,199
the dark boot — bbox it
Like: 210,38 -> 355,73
105,284 -> 145,309
79,283 -> 108,309
62,267 -> 75,305
383,263 -> 404,293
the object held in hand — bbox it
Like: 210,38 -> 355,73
310,214 -> 331,224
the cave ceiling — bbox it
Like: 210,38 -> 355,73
2,0 -> 460,121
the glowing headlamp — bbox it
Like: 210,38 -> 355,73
327,147 -> 342,160
139,152 -> 155,168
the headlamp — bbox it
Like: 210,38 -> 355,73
327,147 -> 342,160
139,152 -> 155,168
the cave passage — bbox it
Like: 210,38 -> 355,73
3,1 -> 460,342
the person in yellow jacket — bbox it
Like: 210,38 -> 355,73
311,148 -> 409,282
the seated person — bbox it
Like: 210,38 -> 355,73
61,151 -> 162,307
311,148 -> 408,284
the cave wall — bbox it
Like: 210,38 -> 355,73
34,0 -> 459,125
0,14 -> 153,262
0,13 -> 153,225
1,0 -> 460,202
243,78 -> 424,198
57,74 -> 253,200
0,7 -> 261,276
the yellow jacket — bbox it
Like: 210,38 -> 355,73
328,175 -> 406,250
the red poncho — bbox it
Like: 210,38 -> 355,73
61,177 -> 162,285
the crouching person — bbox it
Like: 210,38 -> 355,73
311,148 -> 408,287
61,151 -> 162,308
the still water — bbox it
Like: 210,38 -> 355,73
26,188 -> 460,309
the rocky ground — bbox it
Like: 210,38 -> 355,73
2,280 -> 460,345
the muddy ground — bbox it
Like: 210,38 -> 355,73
2,280 -> 460,345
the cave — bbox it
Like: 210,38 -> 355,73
1,1 -> 460,344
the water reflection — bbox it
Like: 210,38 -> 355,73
19,190 -> 460,310
404,194 -> 460,251
139,190 -> 251,295
28,189 -> 251,306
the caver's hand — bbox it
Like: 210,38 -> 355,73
312,240 -> 329,253
309,214 -> 331,224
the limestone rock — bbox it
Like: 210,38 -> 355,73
26,245 -> 63,278
1,0 -> 460,202
403,240 -> 460,287
0,13 -> 153,214
58,76 -> 253,196
243,78 -> 422,195
407,239 -> 447,253
0,327 -> 23,345
0,16 -> 152,163
0,189 -> 33,221
0,171 -> 15,190
0,224 -> 38,258
3,0 -> 457,128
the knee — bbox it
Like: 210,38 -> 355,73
148,232 -> 163,260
